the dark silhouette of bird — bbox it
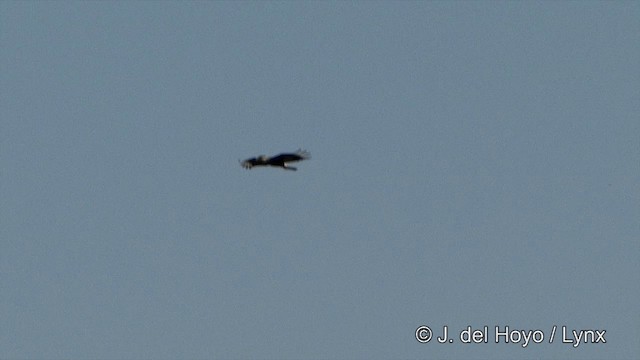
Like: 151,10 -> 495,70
240,149 -> 310,171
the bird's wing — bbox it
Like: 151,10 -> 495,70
271,150 -> 311,163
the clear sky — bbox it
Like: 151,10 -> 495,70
1,2 -> 638,359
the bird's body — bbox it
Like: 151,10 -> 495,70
240,149 -> 310,171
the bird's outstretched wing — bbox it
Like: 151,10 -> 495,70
268,149 -> 311,164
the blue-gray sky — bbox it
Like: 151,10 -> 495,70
1,2 -> 638,359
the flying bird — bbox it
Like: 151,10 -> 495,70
240,149 -> 310,171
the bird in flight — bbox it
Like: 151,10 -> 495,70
240,149 -> 310,171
